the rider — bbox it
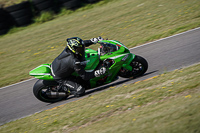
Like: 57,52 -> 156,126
51,37 -> 106,97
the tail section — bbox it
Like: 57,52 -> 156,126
29,64 -> 54,80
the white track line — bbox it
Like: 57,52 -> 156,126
1,27 -> 200,90
130,27 -> 200,50
0,78 -> 35,90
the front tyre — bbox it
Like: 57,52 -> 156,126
33,79 -> 68,103
119,55 -> 148,78
131,55 -> 148,77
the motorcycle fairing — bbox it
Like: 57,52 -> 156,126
29,64 -> 54,80
29,40 -> 136,88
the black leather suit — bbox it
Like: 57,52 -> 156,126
51,40 -> 95,96
51,40 -> 95,80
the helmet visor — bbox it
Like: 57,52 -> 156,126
74,46 -> 84,56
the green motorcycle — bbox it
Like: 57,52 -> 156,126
29,40 -> 148,103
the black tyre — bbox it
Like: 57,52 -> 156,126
15,15 -> 32,26
10,8 -> 32,18
4,2 -> 33,27
119,55 -> 148,78
0,8 -> 10,35
32,0 -> 47,5
33,0 -> 54,11
0,21 -> 9,29
57,0 -> 70,7
84,0 -> 99,3
58,0 -> 71,3
4,1 -> 31,12
0,8 -> 5,15
0,29 -> 9,35
62,0 -> 81,10
33,79 -> 68,103
0,8 -> 8,22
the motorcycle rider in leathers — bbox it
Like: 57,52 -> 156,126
51,37 -> 106,97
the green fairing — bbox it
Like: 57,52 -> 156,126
29,64 -> 54,80
84,48 -> 99,70
89,40 -> 135,88
29,40 -> 135,88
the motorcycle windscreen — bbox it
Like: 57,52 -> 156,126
29,64 -> 54,80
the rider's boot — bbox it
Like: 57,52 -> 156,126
63,80 -> 85,97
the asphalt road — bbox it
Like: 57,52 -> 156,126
0,27 -> 200,125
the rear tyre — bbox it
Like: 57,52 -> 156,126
119,55 -> 148,78
33,79 -> 68,103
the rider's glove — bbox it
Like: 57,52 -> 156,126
94,67 -> 106,77
97,36 -> 104,41
90,38 -> 98,44
90,36 -> 104,44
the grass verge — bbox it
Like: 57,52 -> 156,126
0,0 -> 200,87
0,0 -> 27,7
0,63 -> 200,133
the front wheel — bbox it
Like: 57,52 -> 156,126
119,55 -> 148,78
33,80 -> 69,103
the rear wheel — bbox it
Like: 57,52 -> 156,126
33,80 -> 69,103
119,55 -> 148,78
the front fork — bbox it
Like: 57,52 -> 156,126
122,53 -> 135,71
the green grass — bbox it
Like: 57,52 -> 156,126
34,11 -> 55,24
0,0 -> 200,87
0,63 -> 200,133
0,0 -> 27,7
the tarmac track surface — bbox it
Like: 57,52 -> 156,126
0,27 -> 200,125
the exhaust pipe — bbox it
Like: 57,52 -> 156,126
46,92 -> 67,98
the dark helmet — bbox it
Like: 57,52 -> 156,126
66,37 -> 85,56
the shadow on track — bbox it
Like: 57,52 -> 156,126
85,70 -> 158,96
46,70 -> 158,105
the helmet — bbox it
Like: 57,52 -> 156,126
66,37 -> 84,56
